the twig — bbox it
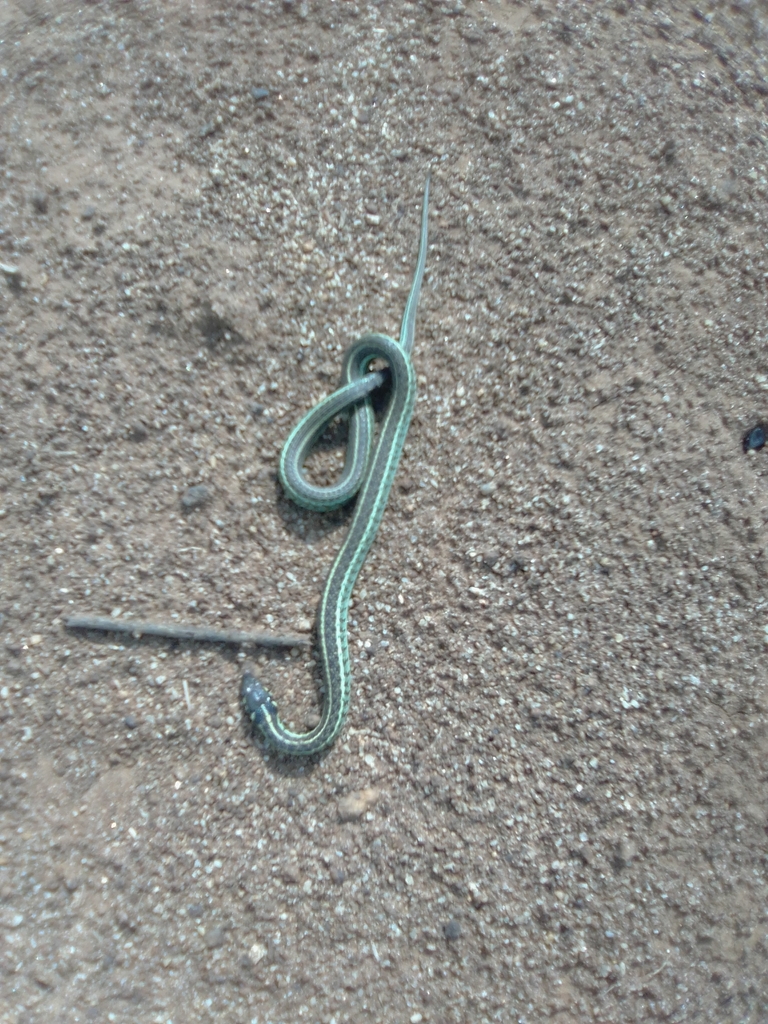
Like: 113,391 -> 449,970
65,615 -> 310,649
605,958 -> 670,997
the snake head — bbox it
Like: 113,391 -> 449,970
241,672 -> 278,728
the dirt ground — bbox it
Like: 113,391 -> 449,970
1,1 -> 768,1022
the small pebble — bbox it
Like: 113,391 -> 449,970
304,711 -> 322,730
613,837 -> 638,869
249,402 -> 265,418
743,424 -> 765,452
281,863 -> 301,884
482,549 -> 500,568
249,941 -> 268,964
31,191 -> 49,214
204,925 -> 226,949
81,205 -> 96,221
337,787 -> 379,822
188,903 -> 204,919
182,484 -> 212,510
124,715 -> 138,730
444,918 -> 462,941
128,423 -> 148,442
578,844 -> 594,865
251,86 -> 271,102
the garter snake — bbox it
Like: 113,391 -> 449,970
241,176 -> 430,755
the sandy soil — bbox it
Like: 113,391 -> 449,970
1,1 -> 768,1022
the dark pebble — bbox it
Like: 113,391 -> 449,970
251,86 -> 271,102
444,918 -> 462,941
743,424 -> 765,452
182,484 -> 211,510
207,715 -> 222,729
330,868 -> 345,884
482,549 -> 500,568
31,191 -> 48,214
128,423 -> 148,442
188,903 -> 204,919
249,402 -> 265,418
124,714 -> 139,730
82,205 -> 96,221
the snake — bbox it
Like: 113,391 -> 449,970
241,176 -> 430,755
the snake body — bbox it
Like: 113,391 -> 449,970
241,177 -> 430,755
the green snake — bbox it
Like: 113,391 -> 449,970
241,177 -> 430,755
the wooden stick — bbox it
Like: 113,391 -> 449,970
65,615 -> 310,649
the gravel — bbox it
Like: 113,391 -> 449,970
1,2 -> 767,1023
